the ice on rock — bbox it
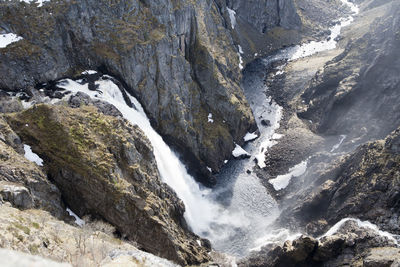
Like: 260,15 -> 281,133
208,113 -> 214,123
227,8 -> 237,29
238,52 -> 244,70
238,45 -> 244,54
269,161 -> 307,191
20,0 -> 50,7
81,70 -> 97,75
232,144 -> 250,158
23,145 -> 44,166
0,33 -> 23,48
244,132 -> 258,142
66,208 -> 85,227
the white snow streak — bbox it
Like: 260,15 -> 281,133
269,161 -> 308,191
66,208 -> 85,227
23,144 -> 44,166
0,33 -> 23,48
227,8 -> 237,29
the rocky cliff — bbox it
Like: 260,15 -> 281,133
279,126 -> 400,238
2,103 -> 209,265
0,0 -> 256,185
240,219 -> 400,267
299,0 -> 400,143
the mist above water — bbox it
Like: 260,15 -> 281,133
37,0 -> 361,258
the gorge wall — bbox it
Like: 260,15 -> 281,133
1,0 -> 400,266
0,0 -> 256,186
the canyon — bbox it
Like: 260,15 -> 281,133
0,0 -> 399,266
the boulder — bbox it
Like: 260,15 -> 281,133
0,183 -> 34,209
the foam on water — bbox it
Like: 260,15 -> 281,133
57,77 -> 262,252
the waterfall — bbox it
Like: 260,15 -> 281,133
51,0 -> 359,257
57,76 -> 256,246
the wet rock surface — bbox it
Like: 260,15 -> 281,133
5,104 -> 209,265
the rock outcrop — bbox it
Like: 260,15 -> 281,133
279,126 -> 400,237
0,117 -> 65,218
0,0 -> 256,184
239,220 -> 399,267
5,104 -> 209,265
299,0 -> 400,143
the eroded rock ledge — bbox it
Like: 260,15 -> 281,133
4,104 -> 209,265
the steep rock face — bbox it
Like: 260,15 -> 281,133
226,0 -> 301,34
0,0 -> 256,185
6,104 -> 209,265
0,117 -> 65,218
280,127 -> 400,236
239,220 -> 399,267
299,0 -> 400,142
219,0 -> 346,59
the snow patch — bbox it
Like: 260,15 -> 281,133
20,0 -> 50,7
238,53 -> 244,70
66,208 -> 85,227
269,161 -> 308,191
238,45 -> 244,54
227,8 -> 237,29
238,45 -> 244,69
206,167 -> 212,173
341,0 -> 359,14
255,98 -> 283,168
81,70 -> 97,75
23,145 -> 43,166
207,113 -> 214,123
244,132 -> 258,142
232,144 -> 250,158
0,33 -> 23,48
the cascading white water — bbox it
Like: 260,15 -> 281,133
58,78 -> 227,236
38,0 -> 360,258
58,76 -> 260,252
